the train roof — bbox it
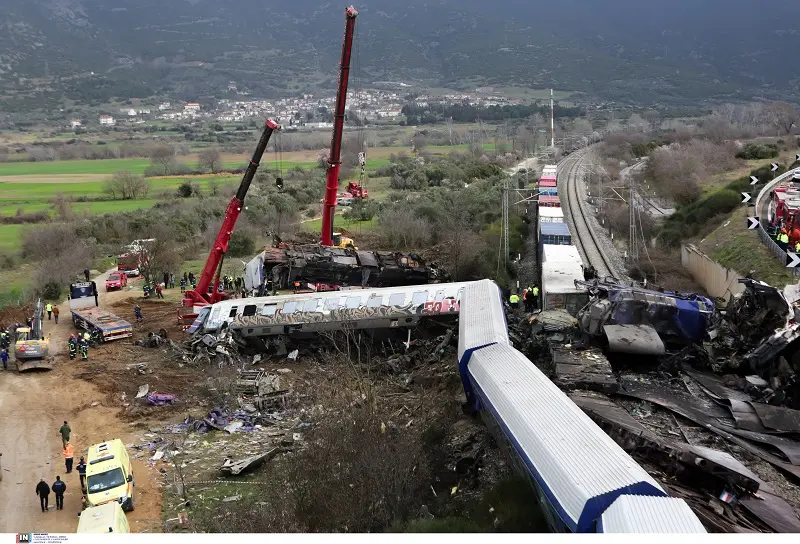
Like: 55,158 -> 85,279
539,207 -> 564,218
543,244 -> 582,263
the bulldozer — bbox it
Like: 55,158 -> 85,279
13,298 -> 53,371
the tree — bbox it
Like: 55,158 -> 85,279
104,171 -> 151,200
766,101 -> 800,135
198,147 -> 222,173
136,229 -> 181,286
149,144 -> 175,175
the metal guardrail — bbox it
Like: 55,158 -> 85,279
753,167 -> 800,274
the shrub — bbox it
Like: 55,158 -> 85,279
41,282 -> 62,300
735,143 -> 779,160
227,231 -> 255,257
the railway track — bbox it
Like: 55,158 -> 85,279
558,149 -> 618,279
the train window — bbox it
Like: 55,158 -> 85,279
411,291 -> 427,306
389,293 -> 406,306
242,305 -> 257,317
283,301 -> 297,314
209,306 -> 221,325
434,290 -> 445,302
303,299 -> 319,312
324,298 -> 339,310
260,304 -> 277,316
346,296 -> 361,309
367,296 -> 383,308
228,307 -> 238,318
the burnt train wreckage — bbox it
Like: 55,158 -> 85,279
243,245 -> 448,293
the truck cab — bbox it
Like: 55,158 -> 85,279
86,439 -> 135,512
77,502 -> 130,533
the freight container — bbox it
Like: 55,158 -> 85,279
538,187 -> 558,196
538,207 -> 564,223
543,165 -> 558,175
539,175 -> 557,184
542,260 -> 589,316
538,179 -> 557,188
539,222 -> 572,247
543,244 -> 582,264
539,195 -> 560,208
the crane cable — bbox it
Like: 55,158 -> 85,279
352,20 -> 367,236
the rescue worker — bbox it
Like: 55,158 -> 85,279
83,267 -> 90,282
532,284 -> 540,310
79,337 -> 89,361
76,457 -> 87,492
0,328 -> 8,349
509,292 -> 520,310
63,442 -> 74,473
179,278 -> 187,293
36,478 -> 51,512
795,240 -> 800,253
58,421 -> 71,449
52,305 -> 59,324
52,476 -> 66,510
1,348 -> 8,370
778,229 -> 789,251
156,283 -> 164,299
45,302 -> 53,320
68,335 -> 78,360
134,304 -> 143,324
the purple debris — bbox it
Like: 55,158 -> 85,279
147,393 -> 177,406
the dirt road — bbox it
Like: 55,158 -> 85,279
0,269 -> 162,532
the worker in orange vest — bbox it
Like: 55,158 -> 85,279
63,442 -> 74,474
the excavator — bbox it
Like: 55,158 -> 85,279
13,298 -> 53,371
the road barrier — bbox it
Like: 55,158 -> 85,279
754,167 -> 800,274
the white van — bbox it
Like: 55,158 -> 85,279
77,502 -> 131,533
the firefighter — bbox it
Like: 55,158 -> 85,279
532,284 -> 540,309
0,328 -> 8,349
509,292 -> 520,310
79,337 -> 89,361
68,335 -> 77,360
795,240 -> 800,253
779,229 -> 790,251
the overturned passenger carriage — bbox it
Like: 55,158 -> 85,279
243,245 -> 448,292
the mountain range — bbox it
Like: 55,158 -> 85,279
2,0 -> 800,108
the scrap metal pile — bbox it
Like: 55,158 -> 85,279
243,245 -> 448,292
508,277 -> 800,532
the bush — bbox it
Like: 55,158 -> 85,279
735,142 -> 779,160
41,282 -> 62,300
227,231 -> 255,257
176,181 -> 194,198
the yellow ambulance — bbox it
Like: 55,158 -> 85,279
77,502 -> 130,533
85,439 -> 135,511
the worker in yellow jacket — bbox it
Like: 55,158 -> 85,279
509,292 -> 520,310
45,303 -> 53,320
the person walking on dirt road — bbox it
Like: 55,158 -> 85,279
83,268 -> 90,282
59,421 -> 71,448
52,476 -> 66,510
63,442 -> 74,473
45,302 -> 53,320
77,456 -> 87,491
134,304 -> 143,323
1,348 -> 8,370
36,478 -> 51,512
52,305 -> 59,324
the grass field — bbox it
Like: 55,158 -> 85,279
0,224 -> 23,252
301,216 -> 378,234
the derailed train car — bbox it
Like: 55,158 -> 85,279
243,245 -> 448,292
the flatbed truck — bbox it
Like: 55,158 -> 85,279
69,282 -> 133,341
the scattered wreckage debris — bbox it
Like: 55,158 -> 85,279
220,448 -> 283,476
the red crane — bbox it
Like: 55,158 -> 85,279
182,119 -> 281,308
321,5 -> 359,247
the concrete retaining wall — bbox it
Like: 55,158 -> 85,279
681,244 -> 744,301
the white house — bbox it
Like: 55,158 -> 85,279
158,102 -> 172,111
184,103 -> 201,112
70,119 -> 82,128
138,108 -> 151,115
99,115 -> 115,126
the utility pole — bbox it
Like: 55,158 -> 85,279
503,178 -> 510,269
550,88 -> 555,148
628,171 -> 639,264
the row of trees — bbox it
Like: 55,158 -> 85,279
401,102 -> 584,125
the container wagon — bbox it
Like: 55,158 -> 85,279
542,258 -> 589,315
542,244 -> 582,264
539,207 -> 565,223
539,221 -> 572,249
539,195 -> 561,208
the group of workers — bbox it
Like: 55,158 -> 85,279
68,332 -> 92,361
508,285 -> 540,312
35,421 -> 86,513
774,227 -> 800,253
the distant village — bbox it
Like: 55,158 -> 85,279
68,86 -> 524,130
